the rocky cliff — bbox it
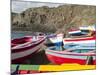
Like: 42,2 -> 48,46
12,4 -> 96,33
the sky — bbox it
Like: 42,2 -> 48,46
11,0 -> 65,13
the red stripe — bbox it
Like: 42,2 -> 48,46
12,39 -> 45,53
64,36 -> 95,42
46,54 -> 96,65
12,36 -> 32,44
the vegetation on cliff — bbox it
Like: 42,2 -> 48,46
12,4 -> 96,33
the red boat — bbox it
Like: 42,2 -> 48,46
45,46 -> 96,65
11,36 -> 46,63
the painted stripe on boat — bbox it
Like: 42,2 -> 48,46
12,42 -> 43,60
63,36 -> 95,42
69,30 -> 81,34
46,51 -> 96,60
47,49 -> 96,56
12,36 -> 45,49
12,39 -> 45,53
63,40 -> 95,45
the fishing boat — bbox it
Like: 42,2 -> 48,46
68,29 -> 89,36
11,36 -> 46,63
63,36 -> 96,46
47,33 -> 64,46
45,46 -> 96,65
79,25 -> 96,32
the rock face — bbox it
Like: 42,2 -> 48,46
12,4 -> 96,33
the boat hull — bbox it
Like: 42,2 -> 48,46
45,47 -> 96,65
46,54 -> 96,65
11,36 -> 45,63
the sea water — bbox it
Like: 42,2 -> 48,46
11,31 -> 33,39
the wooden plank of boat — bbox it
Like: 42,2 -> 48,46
64,44 -> 96,50
11,36 -> 46,63
63,36 -> 95,45
45,46 -> 96,65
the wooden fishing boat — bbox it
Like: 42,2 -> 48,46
63,36 -> 96,46
79,25 -> 95,31
47,33 -> 63,46
11,36 -> 46,63
45,46 -> 96,65
68,25 -> 96,37
79,25 -> 96,37
68,29 -> 89,36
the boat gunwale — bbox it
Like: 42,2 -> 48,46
46,47 -> 96,56
11,36 -> 45,51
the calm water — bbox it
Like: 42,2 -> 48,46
11,31 -> 33,39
